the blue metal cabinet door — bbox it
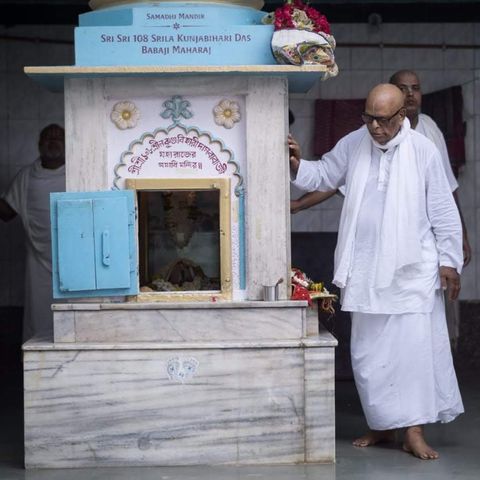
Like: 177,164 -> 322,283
51,190 -> 138,299
93,196 -> 131,289
57,198 -> 97,292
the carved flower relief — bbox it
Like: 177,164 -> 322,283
167,357 -> 199,383
110,101 -> 140,130
213,99 -> 241,129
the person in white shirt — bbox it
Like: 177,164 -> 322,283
0,124 -> 66,342
389,69 -> 471,266
289,84 -> 463,460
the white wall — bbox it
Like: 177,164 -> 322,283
290,22 -> 480,300
0,22 -> 479,304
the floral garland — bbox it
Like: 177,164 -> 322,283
272,0 -> 331,34
290,267 -> 337,313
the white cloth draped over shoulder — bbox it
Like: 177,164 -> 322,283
292,118 -> 463,314
337,113 -> 458,196
4,159 -> 65,341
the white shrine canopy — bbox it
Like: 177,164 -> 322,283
89,0 -> 265,10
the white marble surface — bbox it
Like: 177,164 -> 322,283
64,76 -> 293,301
245,77 -> 291,301
305,348 -> 336,462
52,301 -> 308,310
52,303 -> 310,343
65,78 -> 108,192
24,340 -> 336,468
24,332 -> 338,351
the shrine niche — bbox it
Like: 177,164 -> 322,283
127,177 -> 232,302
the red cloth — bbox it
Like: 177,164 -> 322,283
291,284 -> 313,306
313,98 -> 364,157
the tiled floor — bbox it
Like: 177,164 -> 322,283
1,368 -> 479,480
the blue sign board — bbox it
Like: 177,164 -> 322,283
75,2 -> 276,66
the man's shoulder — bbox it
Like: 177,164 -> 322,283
338,125 -> 368,146
5,160 -> 38,192
410,127 -> 438,149
15,159 -> 38,173
418,112 -> 437,125
418,113 -> 443,134
409,129 -> 443,170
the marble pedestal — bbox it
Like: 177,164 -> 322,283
23,302 -> 337,468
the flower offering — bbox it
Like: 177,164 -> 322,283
264,0 -> 338,77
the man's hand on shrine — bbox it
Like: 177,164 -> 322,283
439,266 -> 461,301
288,134 -> 301,173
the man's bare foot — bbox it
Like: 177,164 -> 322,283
403,425 -> 439,460
353,429 -> 396,447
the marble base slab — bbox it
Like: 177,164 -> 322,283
52,301 -> 314,343
23,335 -> 336,468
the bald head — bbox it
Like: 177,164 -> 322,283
389,70 -> 422,126
366,83 -> 405,113
363,84 -> 406,145
389,69 -> 419,85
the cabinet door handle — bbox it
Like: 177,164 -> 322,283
102,230 -> 111,266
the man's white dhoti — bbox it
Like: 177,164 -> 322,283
351,290 -> 464,430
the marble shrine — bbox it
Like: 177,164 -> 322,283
22,0 -> 338,468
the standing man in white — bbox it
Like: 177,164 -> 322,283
389,69 -> 471,266
0,124 -> 66,342
289,84 -> 464,460
390,70 -> 470,349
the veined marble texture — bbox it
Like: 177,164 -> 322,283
24,342 -> 336,468
53,302 -> 310,343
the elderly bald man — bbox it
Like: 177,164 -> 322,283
290,84 -> 464,460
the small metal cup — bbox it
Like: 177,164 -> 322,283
263,285 -> 278,301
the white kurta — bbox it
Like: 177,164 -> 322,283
292,124 -> 464,429
340,138 -> 460,313
4,159 -> 65,341
416,113 -> 462,346
416,113 -> 458,192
